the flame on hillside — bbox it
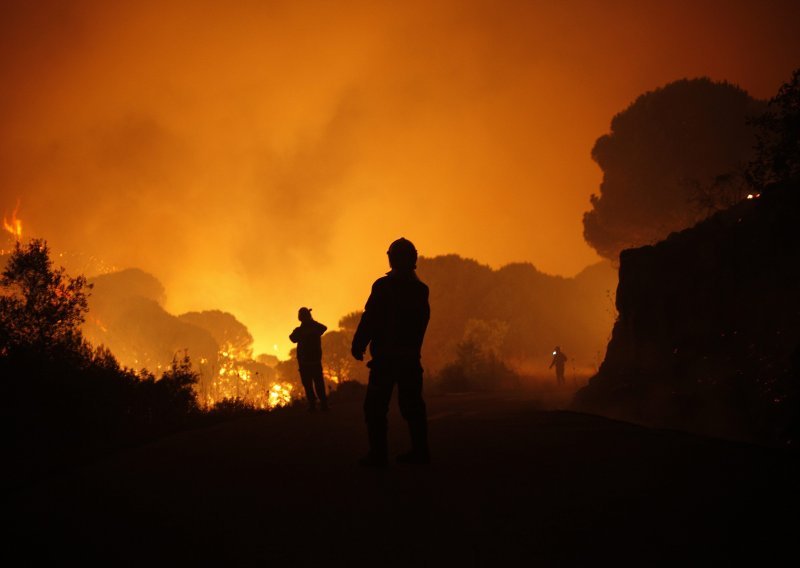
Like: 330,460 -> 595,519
3,200 -> 23,242
201,342 -> 295,409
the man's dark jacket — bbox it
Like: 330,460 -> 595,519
289,320 -> 327,364
352,270 -> 430,366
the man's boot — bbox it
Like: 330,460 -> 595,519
359,422 -> 388,468
397,419 -> 430,464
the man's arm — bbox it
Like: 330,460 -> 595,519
351,281 -> 381,360
289,328 -> 300,343
422,286 -> 431,332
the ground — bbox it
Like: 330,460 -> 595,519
10,391 -> 800,566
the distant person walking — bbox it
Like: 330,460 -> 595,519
289,307 -> 328,411
352,238 -> 431,467
550,346 -> 568,386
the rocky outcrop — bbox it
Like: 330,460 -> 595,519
575,182 -> 800,445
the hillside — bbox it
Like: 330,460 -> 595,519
575,181 -> 800,444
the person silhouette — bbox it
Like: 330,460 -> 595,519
549,345 -> 568,386
289,307 -> 328,411
352,238 -> 431,467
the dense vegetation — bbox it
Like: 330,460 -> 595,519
2,241 -> 204,481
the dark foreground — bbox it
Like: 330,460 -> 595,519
10,392 -> 800,565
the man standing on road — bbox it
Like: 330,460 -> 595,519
289,307 -> 328,412
549,346 -> 568,386
351,238 -> 431,467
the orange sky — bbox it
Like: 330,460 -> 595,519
2,0 -> 799,357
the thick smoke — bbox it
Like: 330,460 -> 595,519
2,0 -> 799,355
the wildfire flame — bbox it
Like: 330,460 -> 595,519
202,342 -> 297,410
3,199 -> 23,241
268,383 -> 294,408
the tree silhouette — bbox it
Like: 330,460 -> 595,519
84,269 -> 218,375
437,337 -> 520,393
179,309 -> 254,358
2,240 -> 202,481
583,78 -> 764,262
748,67 -> 800,188
416,255 -> 617,374
0,239 -> 90,354
322,329 -> 368,384
337,310 -> 363,332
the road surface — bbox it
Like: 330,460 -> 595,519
11,391 -> 799,565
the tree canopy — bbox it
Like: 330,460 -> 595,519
748,67 -> 800,188
0,239 -> 90,353
583,78 -> 764,262
2,240 -> 201,482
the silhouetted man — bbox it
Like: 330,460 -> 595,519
289,307 -> 328,411
352,238 -> 430,467
550,345 -> 568,386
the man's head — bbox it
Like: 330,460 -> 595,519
387,237 -> 418,270
298,307 -> 312,322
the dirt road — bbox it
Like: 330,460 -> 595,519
12,391 -> 799,565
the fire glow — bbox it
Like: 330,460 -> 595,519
3,200 -> 22,242
0,1 -> 796,365
200,342 -> 295,410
